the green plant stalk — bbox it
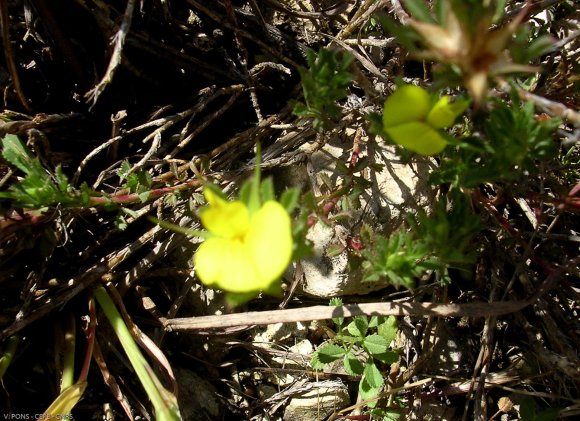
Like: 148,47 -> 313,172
61,313 -> 76,392
94,286 -> 180,420
0,334 -> 20,379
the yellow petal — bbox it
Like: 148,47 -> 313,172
426,96 -> 470,129
194,238 -> 264,292
246,201 -> 293,287
200,199 -> 250,239
203,187 -> 227,207
383,85 -> 430,128
386,122 -> 448,155
194,238 -> 227,287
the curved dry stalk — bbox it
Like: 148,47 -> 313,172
85,0 -> 135,108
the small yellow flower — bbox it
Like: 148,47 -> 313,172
193,188 -> 293,293
383,85 -> 469,155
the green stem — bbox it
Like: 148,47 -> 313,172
61,313 -> 76,391
0,334 -> 20,379
94,286 -> 179,420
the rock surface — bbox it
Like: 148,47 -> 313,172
295,135 -> 437,298
283,380 -> 350,421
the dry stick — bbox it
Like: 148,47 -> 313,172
186,0 -> 300,69
335,0 -> 384,40
164,260 -> 573,332
223,0 -> 263,123
0,215 -> 173,341
165,300 -> 530,332
328,378 -> 433,421
516,87 -> 580,126
74,84 -> 243,184
324,33 -> 388,81
262,0 -> 350,20
92,339 -> 135,421
166,90 -> 243,158
0,0 -> 31,111
85,0 -> 135,108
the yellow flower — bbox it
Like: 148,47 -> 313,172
193,188 -> 293,293
383,85 -> 469,155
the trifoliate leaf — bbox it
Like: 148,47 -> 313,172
373,350 -> 399,364
312,345 -> 344,370
359,377 -> 380,408
363,334 -> 388,356
363,359 -> 384,389
347,316 -> 369,338
343,352 -> 364,375
377,316 -> 398,344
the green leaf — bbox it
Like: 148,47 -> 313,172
315,343 -> 346,364
378,316 -> 398,344
138,191 -> 150,203
525,35 -> 554,61
279,188 -> 299,214
260,177 -> 275,203
347,316 -> 369,338
359,377 -> 380,407
374,350 -> 399,364
329,297 -> 344,327
293,47 -> 353,131
247,142 -> 262,215
376,14 -> 423,51
43,382 -> 87,417
94,287 -> 181,420
363,360 -> 384,389
363,334 -> 388,356
434,0 -> 447,24
369,407 -> 403,421
0,335 -> 20,380
117,160 -> 131,180
343,352 -> 364,375
519,397 -> 536,420
368,315 -> 385,329
2,134 -> 43,175
310,351 -> 325,370
404,0 -> 436,23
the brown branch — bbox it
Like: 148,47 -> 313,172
164,300 -> 532,332
165,257 -> 576,332
85,0 -> 135,108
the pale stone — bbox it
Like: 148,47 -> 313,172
283,380 -> 350,421
295,137 -> 437,297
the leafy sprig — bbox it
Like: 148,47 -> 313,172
293,48 -> 353,131
311,298 -> 400,406
0,134 -> 91,208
